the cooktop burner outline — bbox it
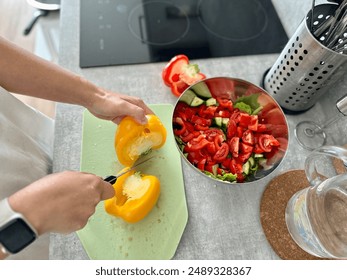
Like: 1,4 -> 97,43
128,1 -> 190,45
80,0 -> 288,68
197,0 -> 268,41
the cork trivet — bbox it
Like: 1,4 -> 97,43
333,144 -> 347,174
333,157 -> 346,175
260,169 -> 324,260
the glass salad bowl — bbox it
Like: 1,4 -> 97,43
172,77 -> 289,185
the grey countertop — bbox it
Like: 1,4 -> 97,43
50,0 -> 347,259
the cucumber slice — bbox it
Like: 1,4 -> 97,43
213,117 -> 223,127
248,156 -> 255,167
222,118 -> 229,128
205,97 -> 217,106
252,106 -> 263,115
180,89 -> 197,105
254,153 -> 264,158
212,164 -> 219,176
192,82 -> 212,99
190,96 -> 204,107
242,161 -> 250,175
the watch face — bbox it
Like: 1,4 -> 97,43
0,218 -> 36,254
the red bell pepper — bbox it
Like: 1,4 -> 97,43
162,54 -> 206,97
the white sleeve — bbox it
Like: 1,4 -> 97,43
0,86 -> 54,198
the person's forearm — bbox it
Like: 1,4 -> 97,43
0,36 -> 102,108
0,36 -> 151,124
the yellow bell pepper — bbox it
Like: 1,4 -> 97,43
104,169 -> 160,223
115,114 -> 167,167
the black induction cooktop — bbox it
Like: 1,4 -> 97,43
80,0 -> 288,68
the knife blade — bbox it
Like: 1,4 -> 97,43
104,156 -> 154,184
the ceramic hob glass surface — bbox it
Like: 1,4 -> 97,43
80,0 -> 288,68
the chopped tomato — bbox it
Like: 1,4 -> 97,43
253,144 -> 265,154
180,131 -> 195,143
195,124 -> 209,131
230,159 -> 243,175
217,98 -> 233,110
187,150 -> 206,165
206,142 -> 217,154
256,123 -> 267,132
238,151 -> 252,163
248,115 -> 259,131
174,101 -> 189,112
191,115 -> 211,126
199,105 -> 217,119
162,54 -> 206,97
213,143 -> 229,162
221,158 -> 231,169
242,130 -> 255,145
236,126 -> 244,138
204,128 -> 224,141
228,136 -> 239,158
184,135 -> 210,152
173,117 -> 186,136
197,158 -> 207,170
184,107 -> 198,120
230,109 -> 241,122
266,137 -> 288,166
205,163 -> 215,174
239,113 -> 252,128
236,173 -> 245,182
184,121 -> 195,133
258,134 -> 280,153
240,142 -> 253,154
214,134 -> 224,149
180,128 -> 196,139
227,119 -> 237,138
215,109 -> 231,118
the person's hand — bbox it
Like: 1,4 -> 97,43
8,171 -> 115,235
87,90 -> 154,125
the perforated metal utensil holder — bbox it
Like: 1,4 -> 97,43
264,4 -> 347,112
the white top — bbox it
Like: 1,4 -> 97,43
0,86 -> 54,259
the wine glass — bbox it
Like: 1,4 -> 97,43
295,94 -> 347,150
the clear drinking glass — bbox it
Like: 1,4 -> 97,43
295,94 -> 347,151
285,145 -> 347,259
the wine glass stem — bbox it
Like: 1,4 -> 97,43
320,114 -> 342,129
304,114 -> 341,137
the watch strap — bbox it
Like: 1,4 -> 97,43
0,198 -> 16,224
0,198 -> 17,224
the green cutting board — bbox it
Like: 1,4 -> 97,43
78,104 -> 188,260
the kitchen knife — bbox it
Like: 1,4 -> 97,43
103,156 -> 154,184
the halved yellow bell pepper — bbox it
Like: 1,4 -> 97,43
115,114 -> 167,167
104,169 -> 160,223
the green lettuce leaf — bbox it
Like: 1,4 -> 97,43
234,93 -> 262,115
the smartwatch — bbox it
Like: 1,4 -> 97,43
0,198 -> 38,254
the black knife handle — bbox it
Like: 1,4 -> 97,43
104,175 -> 117,184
